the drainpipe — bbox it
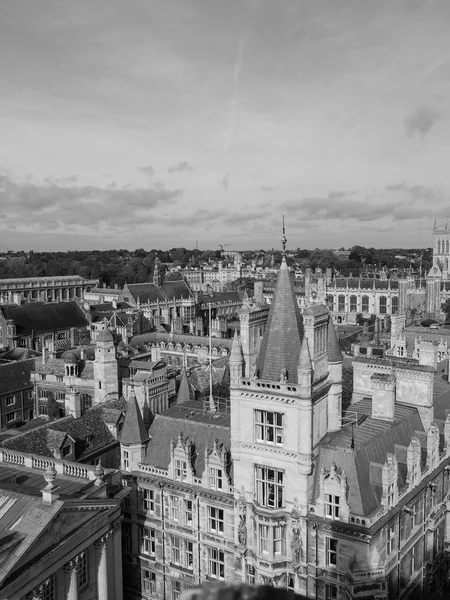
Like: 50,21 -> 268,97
197,494 -> 201,583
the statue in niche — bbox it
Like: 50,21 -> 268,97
238,514 -> 247,546
290,527 -> 301,564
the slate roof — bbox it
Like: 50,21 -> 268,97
0,398 -> 126,460
313,398 -> 424,517
144,400 -> 231,477
129,331 -> 232,351
176,369 -> 194,404
197,291 -> 241,305
327,320 -> 343,363
0,359 -> 34,396
256,258 -> 304,383
0,302 -> 88,336
162,280 -> 193,300
120,393 -> 149,445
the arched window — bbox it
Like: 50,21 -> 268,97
379,296 -> 387,314
361,296 -> 369,313
338,295 -> 345,312
391,297 -> 399,314
349,296 -> 357,312
80,393 -> 92,413
327,295 -> 334,310
438,240 -> 441,253
446,240 -> 449,254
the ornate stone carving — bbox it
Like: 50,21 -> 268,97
238,514 -> 247,546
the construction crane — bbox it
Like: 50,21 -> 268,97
218,244 -> 231,253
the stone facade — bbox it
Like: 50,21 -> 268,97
0,274 -> 98,305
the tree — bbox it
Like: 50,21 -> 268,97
47,393 -> 63,420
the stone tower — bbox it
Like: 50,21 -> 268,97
120,390 -> 150,472
230,223 -> 343,592
93,326 -> 119,404
431,219 -> 450,280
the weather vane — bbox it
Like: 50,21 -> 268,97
281,214 -> 287,256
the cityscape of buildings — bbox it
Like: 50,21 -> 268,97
0,222 -> 449,599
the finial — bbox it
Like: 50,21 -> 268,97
281,214 -> 287,256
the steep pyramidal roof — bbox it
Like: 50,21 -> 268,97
327,319 -> 343,363
120,391 -> 149,445
176,368 -> 194,405
256,258 -> 304,383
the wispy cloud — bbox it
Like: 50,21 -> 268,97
139,165 -> 155,177
404,105 -> 441,138
168,161 -> 194,173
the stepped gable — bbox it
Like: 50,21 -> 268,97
327,319 -> 343,363
256,258 -> 304,383
120,392 -> 149,445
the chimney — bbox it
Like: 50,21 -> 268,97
70,327 -> 77,347
48,339 -> 56,359
42,346 -> 48,365
371,372 -> 395,421
103,282 -> 107,288
80,346 -> 85,361
112,298 -> 118,309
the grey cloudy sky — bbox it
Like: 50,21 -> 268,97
1,0 -> 450,251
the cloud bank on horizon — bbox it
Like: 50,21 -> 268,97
0,0 -> 450,251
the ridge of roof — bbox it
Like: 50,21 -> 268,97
256,258 -> 304,383
120,392 -> 149,445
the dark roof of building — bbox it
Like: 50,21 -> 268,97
197,291 -> 241,305
122,280 -> 193,305
162,279 -> 192,300
256,258 -> 304,383
0,359 -> 34,396
313,398 -> 424,517
0,347 -> 41,361
0,302 -> 88,336
144,400 -> 230,476
0,398 -> 126,460
327,320 -> 343,363
120,393 -> 149,445
176,369 -> 194,404
129,331 -> 232,351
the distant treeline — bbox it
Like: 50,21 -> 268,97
0,246 -> 433,288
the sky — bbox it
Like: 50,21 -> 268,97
1,0 -> 450,251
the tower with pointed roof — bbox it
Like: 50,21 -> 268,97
120,390 -> 150,472
93,324 -> 119,405
230,219 -> 343,588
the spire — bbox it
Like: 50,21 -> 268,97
176,368 -> 194,405
230,329 -> 243,364
327,319 -> 343,363
256,254 -> 304,383
281,214 -> 287,257
298,336 -> 312,371
121,390 -> 149,445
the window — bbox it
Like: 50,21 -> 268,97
171,536 -> 181,564
326,538 -> 337,567
41,374 -> 47,381
361,296 -> 369,312
326,583 -> 338,600
412,500 -> 422,528
171,496 -> 180,522
208,548 -> 225,580
208,506 -> 224,534
338,295 -> 345,312
5,412 -> 15,423
210,467 -> 223,491
185,541 -> 194,570
286,573 -> 295,592
387,525 -> 395,555
143,488 -> 155,513
255,466 -> 284,508
172,580 -> 181,600
255,410 -> 284,445
5,396 -> 14,406
246,564 -> 255,584
175,459 -> 187,481
325,494 -> 340,520
412,541 -> 422,573
349,296 -> 357,312
41,575 -> 55,600
185,499 -> 193,525
142,569 -> 156,595
259,524 -> 270,554
142,527 -> 156,556
56,375 -> 64,382
62,445 -> 71,457
392,297 -> 399,314
379,296 -> 387,314
123,523 -> 132,553
123,450 -> 129,470
274,525 -> 283,554
77,551 -> 88,590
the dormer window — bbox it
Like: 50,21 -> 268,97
210,467 -> 223,491
325,494 -> 340,520
175,459 -> 187,482
62,445 -> 71,457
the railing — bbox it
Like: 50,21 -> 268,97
0,449 -> 99,481
138,464 -> 168,477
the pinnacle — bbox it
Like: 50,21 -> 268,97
298,336 -> 312,371
327,319 -> 343,363
230,329 -> 243,363
121,392 -> 149,445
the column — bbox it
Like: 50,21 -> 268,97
64,556 -> 80,600
96,533 -> 110,600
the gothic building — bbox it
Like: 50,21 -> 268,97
118,230 -> 450,600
